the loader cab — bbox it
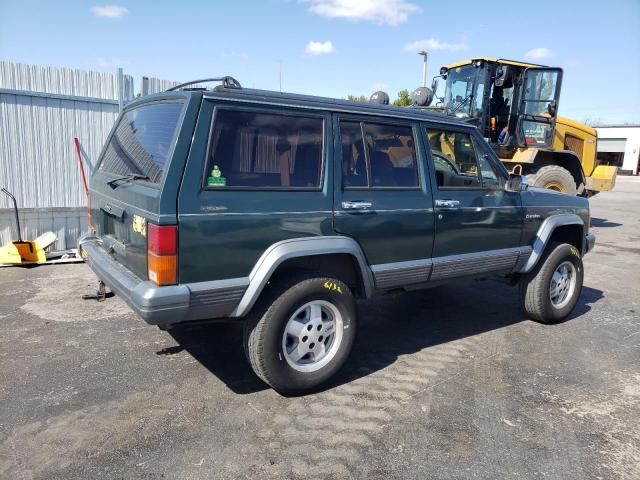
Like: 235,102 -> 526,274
439,59 -> 563,154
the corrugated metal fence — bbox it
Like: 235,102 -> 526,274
0,60 -> 177,250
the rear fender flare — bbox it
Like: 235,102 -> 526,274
231,236 -> 374,317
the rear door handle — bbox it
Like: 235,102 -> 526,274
342,201 -> 373,210
435,199 -> 460,208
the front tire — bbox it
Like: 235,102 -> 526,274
519,242 -> 584,324
244,275 -> 357,395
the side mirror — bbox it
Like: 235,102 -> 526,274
506,173 -> 528,192
495,65 -> 509,87
431,77 -> 439,92
547,100 -> 557,116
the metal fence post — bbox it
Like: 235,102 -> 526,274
117,67 -> 124,112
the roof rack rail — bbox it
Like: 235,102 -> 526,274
166,76 -> 242,92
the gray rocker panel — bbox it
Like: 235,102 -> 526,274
371,259 -> 433,289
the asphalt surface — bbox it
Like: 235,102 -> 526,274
1,177 -> 639,480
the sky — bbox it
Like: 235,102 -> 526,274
1,0 -> 639,124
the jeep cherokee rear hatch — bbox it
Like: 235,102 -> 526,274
89,94 -> 198,282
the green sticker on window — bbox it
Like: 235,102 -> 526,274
207,165 -> 226,187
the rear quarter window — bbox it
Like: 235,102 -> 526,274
99,101 -> 184,184
205,109 -> 324,189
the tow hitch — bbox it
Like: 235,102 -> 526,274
82,280 -> 112,302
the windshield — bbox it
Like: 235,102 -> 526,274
443,65 -> 486,121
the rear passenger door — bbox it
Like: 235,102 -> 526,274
333,115 -> 435,289
424,125 -> 524,279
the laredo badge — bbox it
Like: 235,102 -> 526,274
207,165 -> 227,187
132,214 -> 147,237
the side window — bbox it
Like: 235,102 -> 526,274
474,139 -> 504,189
365,123 -> 419,188
340,121 -> 368,187
426,129 -> 481,188
206,109 -> 323,188
340,120 -> 419,189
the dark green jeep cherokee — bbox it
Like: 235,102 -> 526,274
79,77 -> 595,394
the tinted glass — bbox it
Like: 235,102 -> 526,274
364,123 -> 418,188
474,141 -> 503,189
207,110 -> 323,188
427,129 -> 481,188
99,102 -> 183,184
340,121 -> 367,187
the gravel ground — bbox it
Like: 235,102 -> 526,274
1,177 -> 639,480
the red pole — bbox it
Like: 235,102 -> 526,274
74,137 -> 92,233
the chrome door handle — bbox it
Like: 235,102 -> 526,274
342,201 -> 373,210
435,199 -> 460,208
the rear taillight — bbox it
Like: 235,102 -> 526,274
147,223 -> 177,285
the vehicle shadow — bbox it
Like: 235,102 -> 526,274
163,281 -> 604,395
591,217 -> 622,228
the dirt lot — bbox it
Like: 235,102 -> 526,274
1,177 -> 639,480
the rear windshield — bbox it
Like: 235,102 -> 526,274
99,101 -> 184,184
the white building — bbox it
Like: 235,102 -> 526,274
595,125 -> 640,175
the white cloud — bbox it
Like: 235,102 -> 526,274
403,38 -> 468,53
301,0 -> 421,26
524,47 -> 554,60
305,40 -> 335,56
91,5 -> 129,18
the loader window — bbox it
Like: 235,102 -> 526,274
518,68 -> 562,147
444,66 -> 475,118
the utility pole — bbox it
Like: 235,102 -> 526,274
418,51 -> 428,87
278,60 -> 282,92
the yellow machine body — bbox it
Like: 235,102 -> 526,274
0,232 -> 56,265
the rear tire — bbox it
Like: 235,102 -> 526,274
528,165 -> 577,195
244,275 -> 357,395
519,242 -> 583,324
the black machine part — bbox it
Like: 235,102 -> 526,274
1,187 -> 22,242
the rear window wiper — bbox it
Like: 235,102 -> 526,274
107,174 -> 150,189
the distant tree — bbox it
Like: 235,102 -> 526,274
346,95 -> 367,102
393,89 -> 412,107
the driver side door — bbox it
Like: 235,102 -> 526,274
424,125 -> 526,280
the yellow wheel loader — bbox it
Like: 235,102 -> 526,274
421,58 -> 616,195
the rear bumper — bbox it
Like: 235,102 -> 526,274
78,236 -> 247,326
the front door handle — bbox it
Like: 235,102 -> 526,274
342,201 -> 373,210
435,199 -> 460,208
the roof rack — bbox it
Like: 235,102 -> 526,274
166,76 -> 242,92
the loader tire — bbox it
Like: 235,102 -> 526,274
528,165 -> 577,195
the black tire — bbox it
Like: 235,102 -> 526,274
519,242 -> 584,324
528,165 -> 577,195
243,275 -> 357,395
